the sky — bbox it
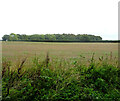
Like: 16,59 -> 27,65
0,0 -> 119,40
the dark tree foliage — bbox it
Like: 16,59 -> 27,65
2,33 -> 102,42
2,35 -> 9,41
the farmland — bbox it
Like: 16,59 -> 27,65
2,41 -> 118,61
2,42 -> 120,100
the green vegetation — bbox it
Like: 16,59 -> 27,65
2,33 -> 102,42
2,53 -> 120,101
2,42 -> 119,100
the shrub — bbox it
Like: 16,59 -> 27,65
2,54 -> 120,101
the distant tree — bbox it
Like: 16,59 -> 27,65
2,33 -> 102,42
45,34 -> 56,41
81,35 -> 90,41
8,33 -> 18,41
2,35 -> 9,41
96,36 -> 102,41
16,34 -> 21,40
39,35 -> 45,41
21,34 -> 28,40
29,34 -> 44,41
55,34 -> 64,41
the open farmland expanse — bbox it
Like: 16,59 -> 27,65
2,41 -> 120,100
2,41 -> 118,61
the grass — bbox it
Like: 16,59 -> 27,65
2,42 -> 120,100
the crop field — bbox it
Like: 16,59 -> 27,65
2,41 -> 120,100
2,41 -> 118,61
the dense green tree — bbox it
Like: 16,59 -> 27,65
2,35 -> 9,41
21,34 -> 28,40
45,34 -> 56,41
2,33 -> 102,42
8,33 -> 18,41
81,35 -> 90,41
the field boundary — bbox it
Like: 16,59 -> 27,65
2,40 -> 120,43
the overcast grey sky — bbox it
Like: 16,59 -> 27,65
0,0 -> 119,40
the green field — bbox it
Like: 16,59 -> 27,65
2,42 -> 120,100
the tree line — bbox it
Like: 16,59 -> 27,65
2,33 -> 102,42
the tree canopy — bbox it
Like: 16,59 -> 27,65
2,33 -> 102,42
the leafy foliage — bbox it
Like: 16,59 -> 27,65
2,33 -> 102,42
2,54 -> 120,101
